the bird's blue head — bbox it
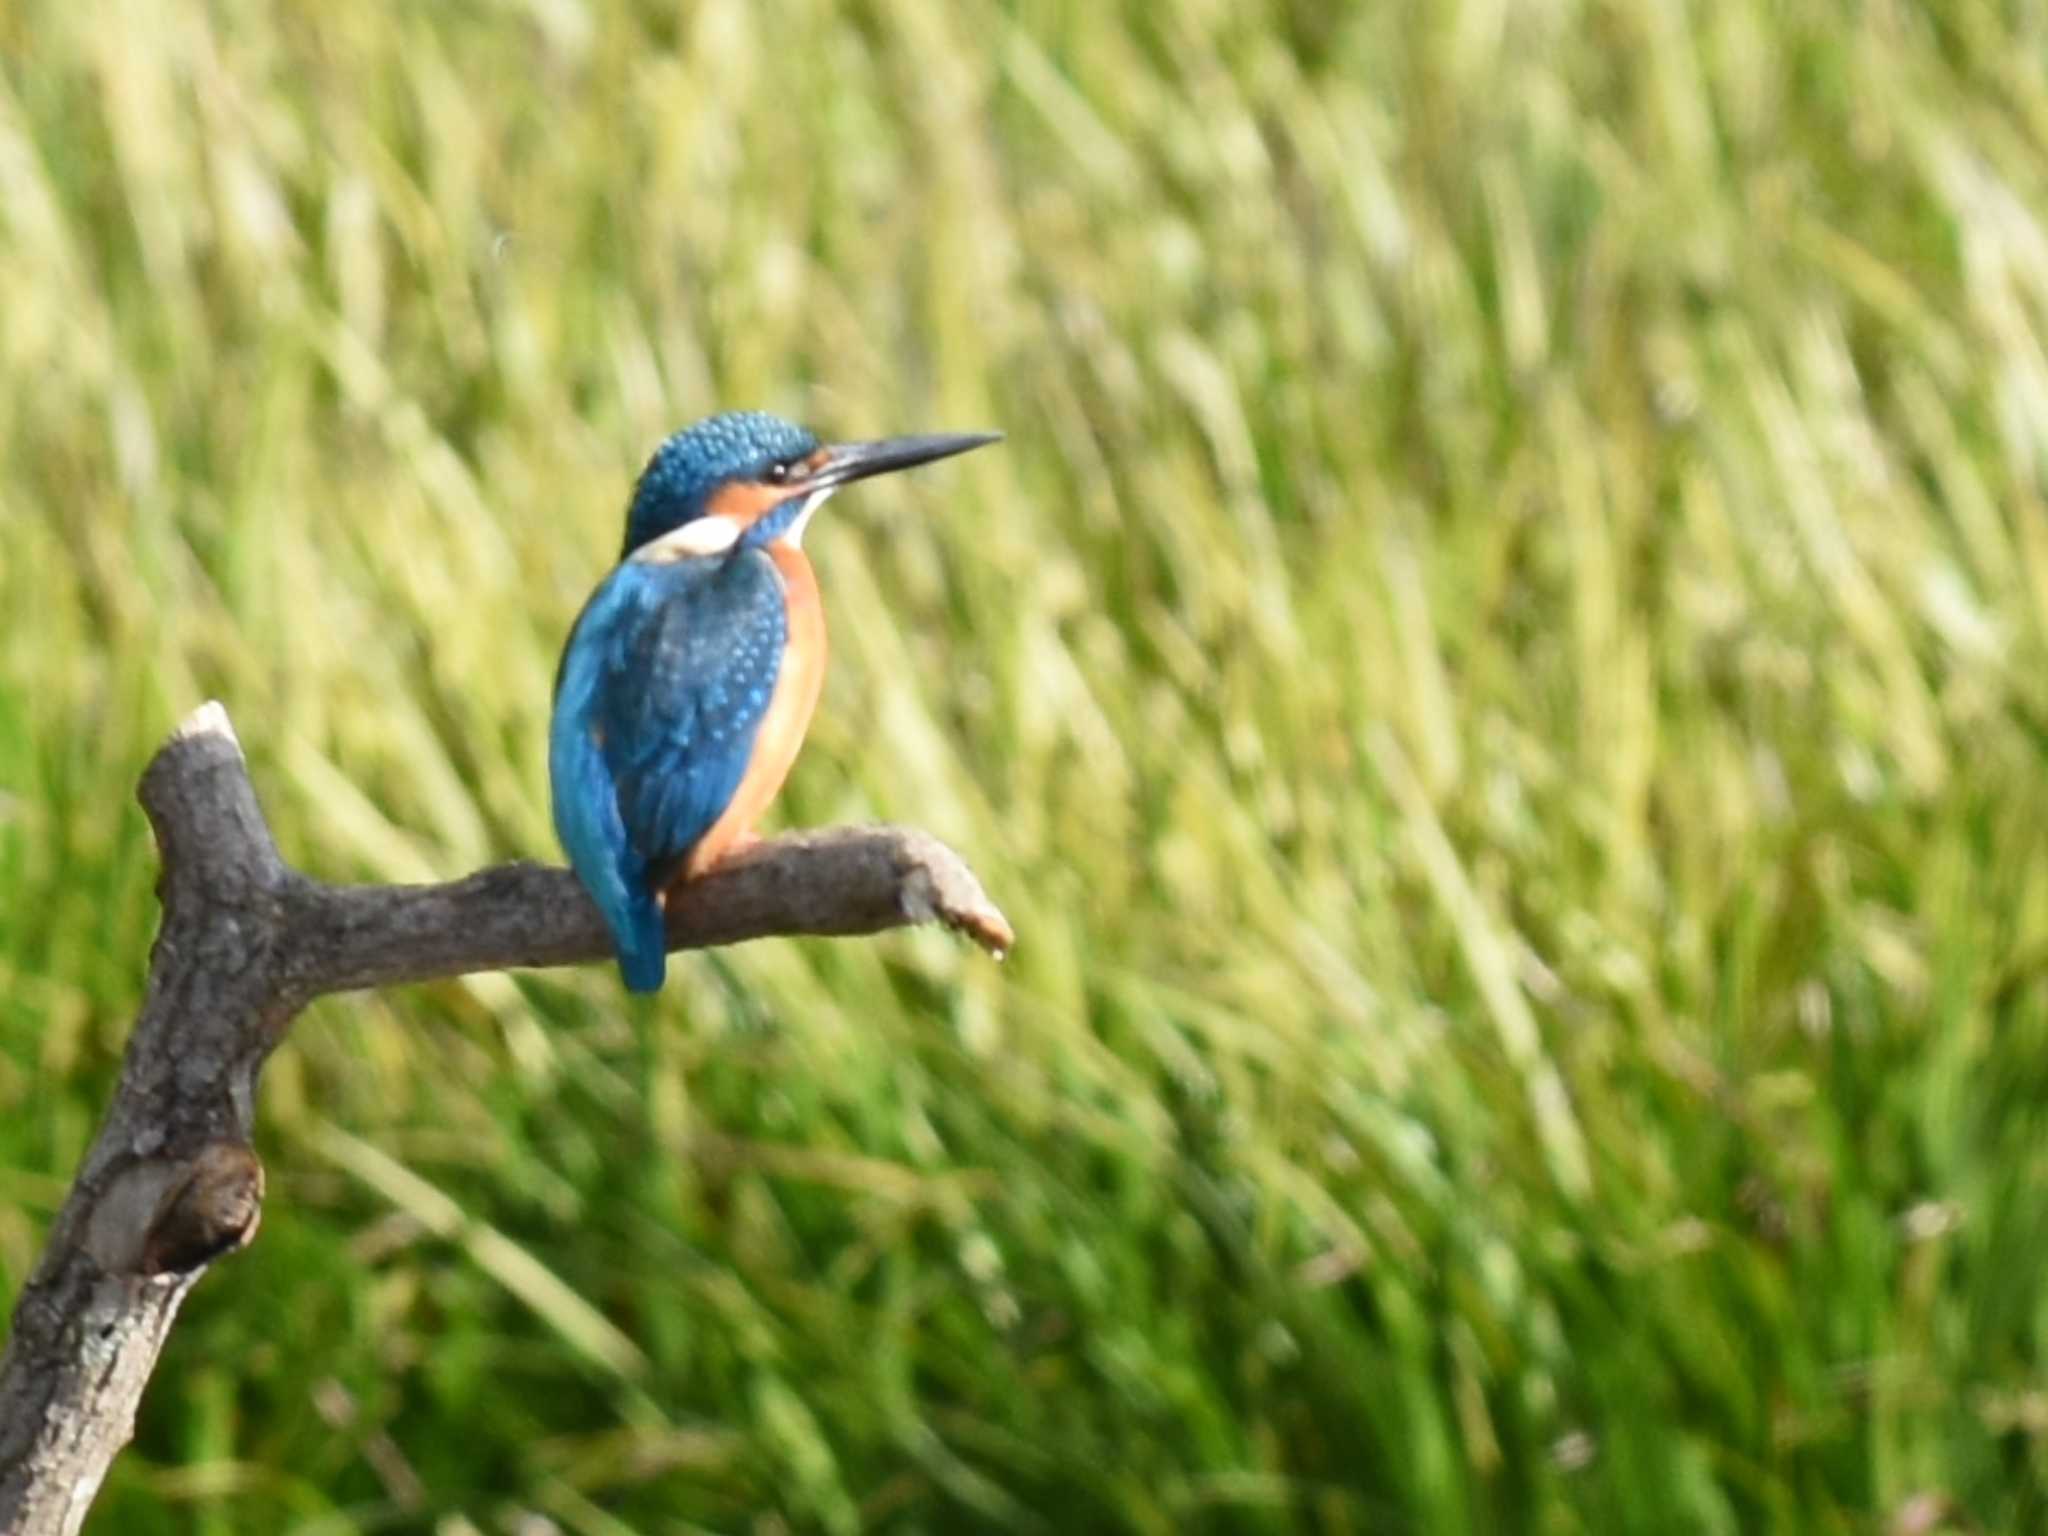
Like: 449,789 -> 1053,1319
621,410 -> 1001,562
623,411 -> 820,559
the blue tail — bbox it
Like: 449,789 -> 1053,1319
613,893 -> 668,993
552,637 -> 669,993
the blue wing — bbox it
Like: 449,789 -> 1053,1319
550,551 -> 786,991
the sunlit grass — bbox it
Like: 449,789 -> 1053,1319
5,0 -> 2048,1529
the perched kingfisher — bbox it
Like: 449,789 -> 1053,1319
550,411 -> 999,991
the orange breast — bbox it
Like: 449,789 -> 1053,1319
678,542 -> 827,879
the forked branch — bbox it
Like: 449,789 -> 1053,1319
0,702 -> 1012,1535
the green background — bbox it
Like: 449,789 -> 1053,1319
3,0 -> 2047,1530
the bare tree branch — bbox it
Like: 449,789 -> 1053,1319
0,702 -> 1013,1534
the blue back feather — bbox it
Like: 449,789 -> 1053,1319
550,550 -> 787,991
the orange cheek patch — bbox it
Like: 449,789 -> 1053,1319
706,479 -> 793,528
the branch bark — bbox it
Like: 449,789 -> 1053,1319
0,702 -> 1012,1534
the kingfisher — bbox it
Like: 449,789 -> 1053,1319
550,410 -> 999,991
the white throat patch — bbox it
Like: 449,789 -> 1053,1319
779,485 -> 837,549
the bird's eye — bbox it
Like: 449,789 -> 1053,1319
765,460 -> 794,484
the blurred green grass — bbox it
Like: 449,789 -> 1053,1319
4,0 -> 2048,1529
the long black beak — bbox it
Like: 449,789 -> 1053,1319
808,431 -> 1001,491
